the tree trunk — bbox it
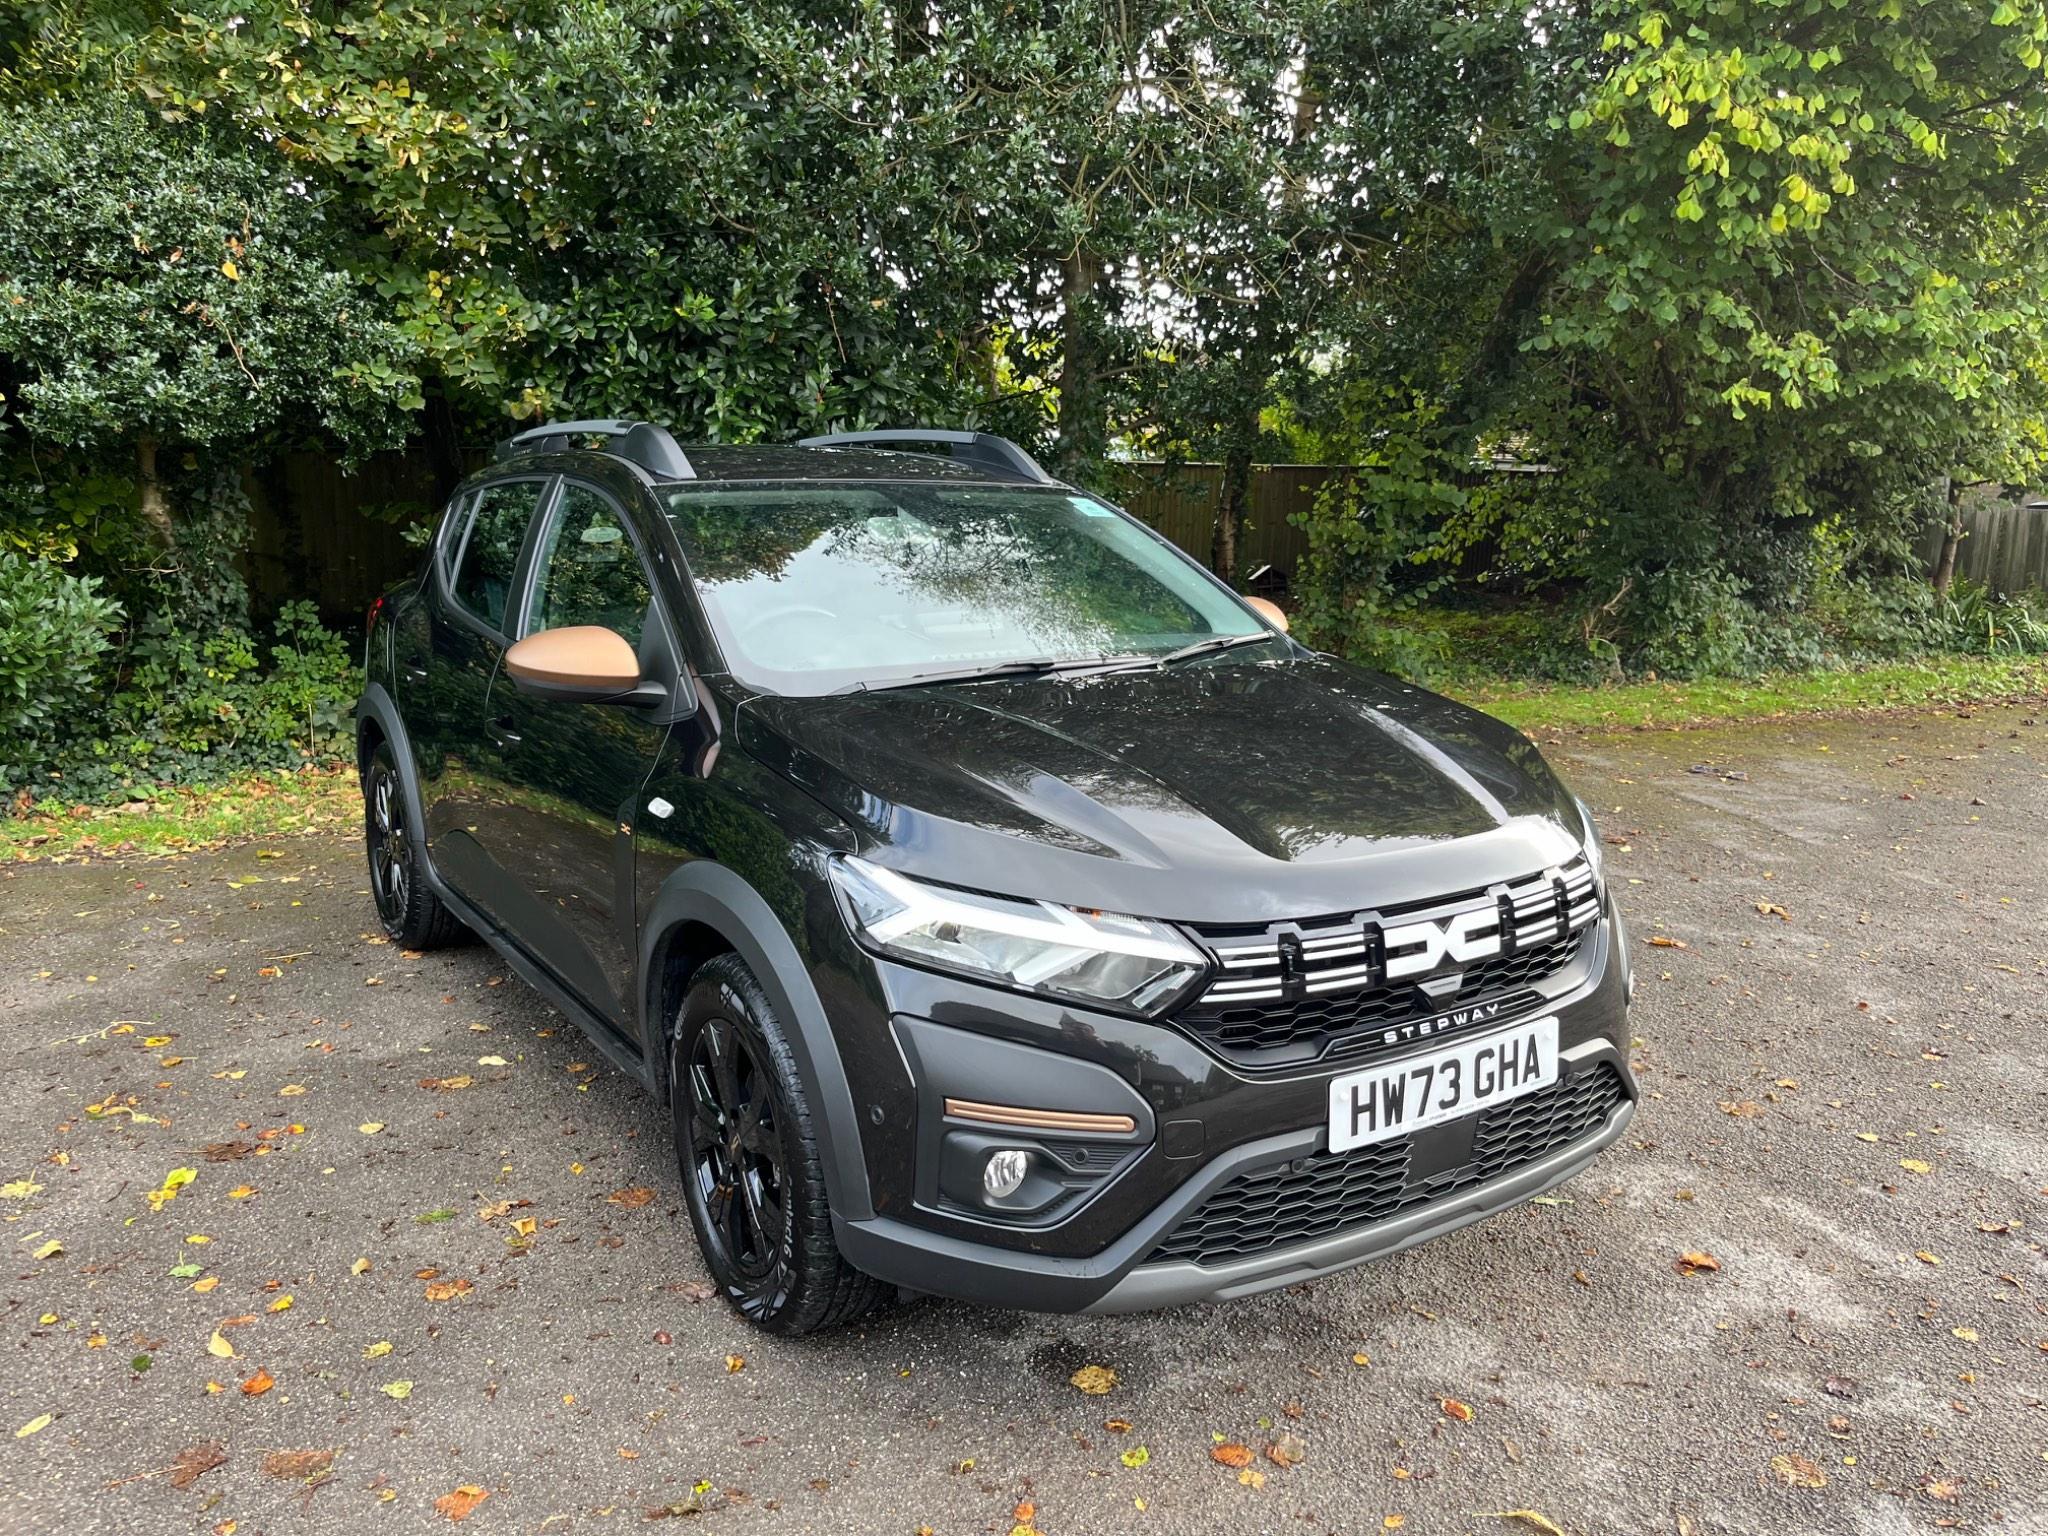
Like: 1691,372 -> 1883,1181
1052,246 -> 1106,482
1932,476 -> 1965,596
136,436 -> 176,553
1210,448 -> 1251,583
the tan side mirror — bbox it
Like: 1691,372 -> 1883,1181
1244,596 -> 1290,634
504,625 -> 647,703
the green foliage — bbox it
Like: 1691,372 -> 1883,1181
0,93 -> 418,462
0,552 -> 122,756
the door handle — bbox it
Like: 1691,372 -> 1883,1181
487,715 -> 522,747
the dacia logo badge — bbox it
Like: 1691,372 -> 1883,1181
1382,902 -> 1502,981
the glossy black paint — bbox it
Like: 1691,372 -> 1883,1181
359,438 -> 1632,1309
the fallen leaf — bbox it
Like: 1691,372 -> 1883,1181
1384,1517 -> 1406,1531
1441,1398 -> 1476,1423
192,1275 -> 219,1293
240,1369 -> 274,1396
724,1353 -> 745,1373
476,1056 -> 508,1068
1265,1432 -> 1307,1467
418,1075 -> 474,1091
380,1381 -> 413,1400
1915,1250 -> 1942,1266
206,1331 -> 235,1359
267,1295 -> 292,1313
15,1413 -> 51,1438
1647,935 -> 1688,949
278,1084 -> 306,1097
1238,1467 -> 1266,1488
363,1341 -> 392,1359
424,1278 -> 473,1302
227,1185 -> 256,1200
358,1123 -> 384,1136
1476,1512 -> 1569,1536
1070,1364 -> 1118,1395
1211,1443 -> 1254,1469
434,1485 -> 490,1522
1673,1251 -> 1721,1276
168,1442 -> 226,1489
351,1258 -> 372,1276
1900,1158 -> 1934,1175
262,1449 -> 334,1482
1351,1351 -> 1371,1367
1770,1453 -> 1827,1489
1755,901 -> 1790,920
32,1239 -> 61,1260
1120,1445 -> 1150,1468
1718,1100 -> 1763,1118
1104,1417 -> 1133,1433
608,1186 -> 656,1208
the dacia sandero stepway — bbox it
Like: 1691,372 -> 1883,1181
357,421 -> 1635,1334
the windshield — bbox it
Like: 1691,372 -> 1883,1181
664,484 -> 1273,694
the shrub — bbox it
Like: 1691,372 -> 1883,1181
0,552 -> 122,761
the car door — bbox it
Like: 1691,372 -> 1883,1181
414,476 -> 553,912
473,478 -> 675,1035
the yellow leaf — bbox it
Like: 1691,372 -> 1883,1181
364,1341 -> 393,1359
206,1331 -> 235,1359
1070,1364 -> 1118,1395
267,1294 -> 292,1313
144,1035 -> 174,1048
1384,1517 -> 1407,1531
1120,1445 -> 1150,1468
1476,1512 -> 1569,1536
15,1414 -> 51,1439
380,1380 -> 413,1399
192,1275 -> 219,1293
1900,1158 -> 1933,1175
1351,1351 -> 1371,1367
228,1185 -> 256,1199
2,1178 -> 45,1199
32,1239 -> 61,1260
351,1258 -> 372,1276
724,1353 -> 746,1373
358,1123 -> 385,1136
279,1084 -> 306,1097
220,259 -> 240,280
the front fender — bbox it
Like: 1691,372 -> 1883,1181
638,861 -> 873,1222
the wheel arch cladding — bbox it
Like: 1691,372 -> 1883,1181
639,861 -> 874,1221
355,684 -> 428,853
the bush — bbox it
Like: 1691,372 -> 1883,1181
0,552 -> 122,765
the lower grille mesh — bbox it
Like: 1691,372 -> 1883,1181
1145,1063 -> 1627,1267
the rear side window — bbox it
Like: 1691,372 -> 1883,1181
450,481 -> 542,631
526,482 -> 652,645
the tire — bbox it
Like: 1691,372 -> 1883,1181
362,740 -> 469,950
669,953 -> 884,1335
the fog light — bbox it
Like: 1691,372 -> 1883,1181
982,1148 -> 1029,1201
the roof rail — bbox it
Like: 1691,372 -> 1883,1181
795,429 -> 1056,485
498,419 -> 695,480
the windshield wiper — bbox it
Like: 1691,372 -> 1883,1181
1147,632 -> 1277,668
837,657 -> 1067,695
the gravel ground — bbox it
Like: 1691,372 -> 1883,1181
1,704 -> 2043,1536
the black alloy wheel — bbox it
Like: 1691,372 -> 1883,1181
668,954 -> 884,1334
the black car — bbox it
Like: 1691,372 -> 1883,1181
357,421 -> 1636,1334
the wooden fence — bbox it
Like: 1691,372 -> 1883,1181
243,451 -> 1344,619
1921,488 -> 2048,596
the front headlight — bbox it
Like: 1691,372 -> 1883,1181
829,855 -> 1208,1015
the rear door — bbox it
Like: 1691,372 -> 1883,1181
414,476 -> 553,910
472,479 -> 675,1033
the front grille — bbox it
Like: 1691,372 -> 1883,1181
1175,855 -> 1599,1066
1146,1062 -> 1627,1267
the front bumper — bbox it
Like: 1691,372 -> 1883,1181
830,885 -> 1636,1313
834,1030 -> 1635,1313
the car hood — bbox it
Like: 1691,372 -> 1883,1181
738,654 -> 1587,923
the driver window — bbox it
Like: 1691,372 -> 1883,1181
527,483 -> 653,646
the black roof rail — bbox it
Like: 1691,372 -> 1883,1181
497,419 -> 695,480
795,429 -> 1056,485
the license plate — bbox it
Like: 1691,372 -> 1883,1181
1328,1017 -> 1559,1152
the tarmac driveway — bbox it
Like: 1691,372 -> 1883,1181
2,704 -> 2044,1536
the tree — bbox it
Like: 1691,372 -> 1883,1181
0,96 -> 418,549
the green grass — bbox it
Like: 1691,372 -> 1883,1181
1,766 -> 361,862
1453,654 -> 2048,734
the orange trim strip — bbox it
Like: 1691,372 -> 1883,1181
942,1098 -> 1137,1135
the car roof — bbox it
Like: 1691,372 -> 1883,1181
486,442 -> 1051,490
